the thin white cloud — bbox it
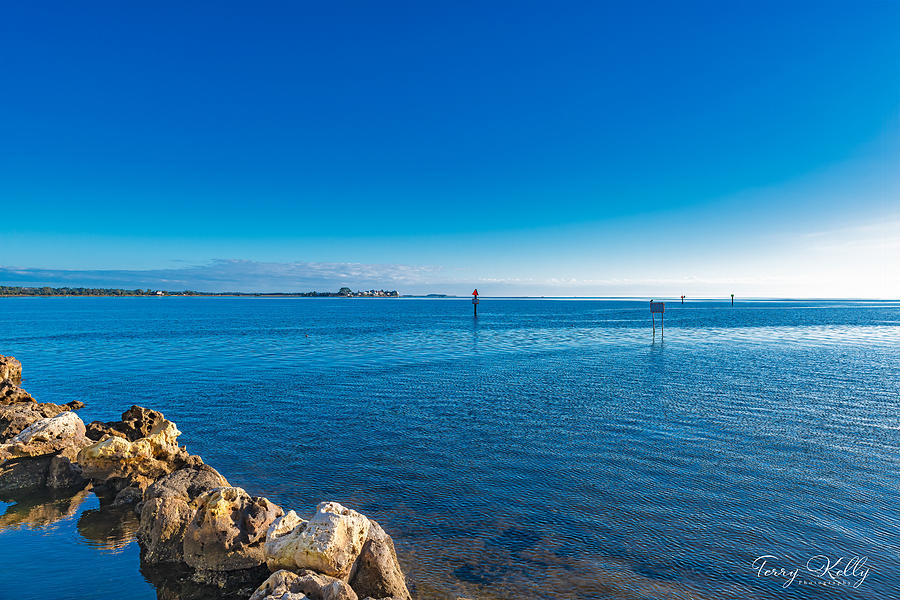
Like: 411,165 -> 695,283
0,259 -> 443,293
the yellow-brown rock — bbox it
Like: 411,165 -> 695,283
0,355 -> 22,383
77,407 -> 197,495
182,486 -> 284,572
264,502 -> 370,580
250,568 -> 358,600
0,411 -> 89,461
137,464 -> 230,564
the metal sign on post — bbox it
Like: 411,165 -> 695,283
472,289 -> 479,317
650,300 -> 665,339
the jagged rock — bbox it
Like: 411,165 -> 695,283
47,455 -> 87,489
0,411 -> 89,493
250,569 -> 309,600
112,484 -> 145,506
250,569 -> 358,600
137,465 -> 230,565
348,521 -> 411,600
188,566 -> 271,595
265,505 -> 409,599
0,455 -> 52,492
183,486 -> 284,572
0,399 -> 82,442
264,502 -> 370,580
0,355 -> 22,383
264,510 -> 308,569
77,407 -> 198,496
0,453 -> 87,493
140,496 -> 195,564
0,411 -> 89,461
85,421 -> 126,441
144,464 -> 231,504
86,405 -> 167,442
0,380 -> 34,404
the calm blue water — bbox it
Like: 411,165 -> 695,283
1,297 -> 898,600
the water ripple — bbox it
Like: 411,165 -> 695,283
1,298 -> 898,599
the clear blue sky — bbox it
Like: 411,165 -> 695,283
3,1 -> 898,296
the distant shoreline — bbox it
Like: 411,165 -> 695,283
0,286 -> 399,298
1,293 -> 896,301
0,294 -> 403,298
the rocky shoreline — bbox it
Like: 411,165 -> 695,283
0,354 -> 412,600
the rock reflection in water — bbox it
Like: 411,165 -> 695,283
0,487 -> 90,530
77,501 -> 141,551
0,486 -> 261,599
141,562 -> 269,600
0,486 -> 141,553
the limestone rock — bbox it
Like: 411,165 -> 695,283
264,502 -> 370,580
112,484 -> 145,506
85,421 -> 126,442
0,455 -> 54,493
0,355 -> 22,383
0,380 -> 34,404
137,465 -> 230,565
348,521 -> 411,600
139,495 -> 193,563
0,399 -> 81,442
187,565 -> 271,595
86,405 -> 167,442
0,453 -> 88,493
183,486 -> 284,572
250,569 -> 358,600
143,464 -> 230,504
250,569 -> 309,600
264,510 -> 308,570
0,411 -> 89,461
0,411 -> 89,493
77,407 -> 197,495
47,455 -> 87,489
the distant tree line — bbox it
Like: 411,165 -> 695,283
0,286 -> 171,296
0,286 -> 400,297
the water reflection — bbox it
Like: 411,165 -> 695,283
0,487 -> 139,553
77,501 -> 140,551
141,562 -> 268,600
2,299 -> 899,600
0,485 -> 265,599
0,488 -> 89,529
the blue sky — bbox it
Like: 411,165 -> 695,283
2,1 -> 898,296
